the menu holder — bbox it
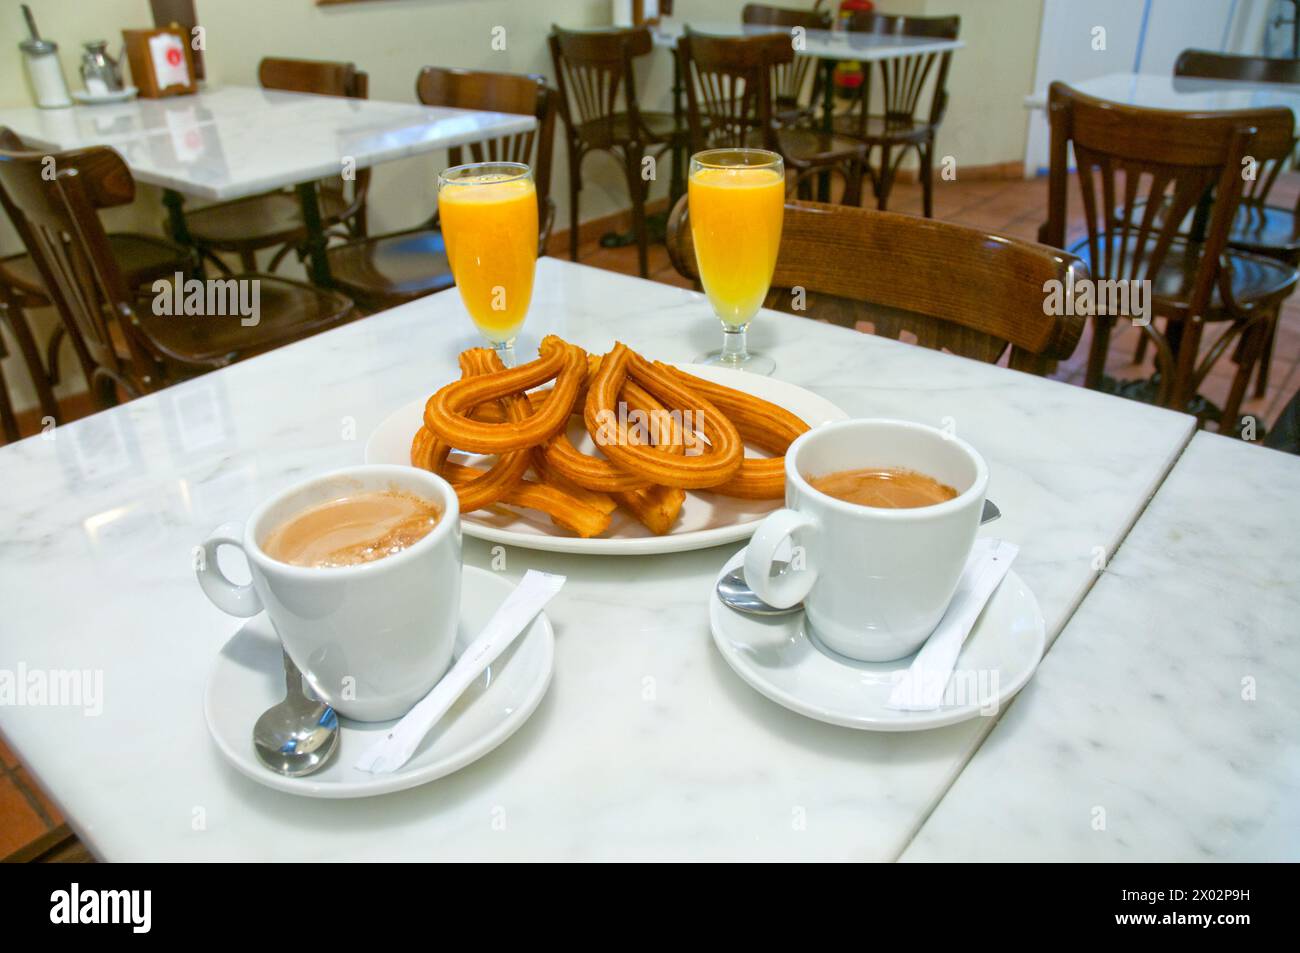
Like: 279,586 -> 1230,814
122,27 -> 197,98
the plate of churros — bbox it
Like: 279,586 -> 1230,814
366,336 -> 847,555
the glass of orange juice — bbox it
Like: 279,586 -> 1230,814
437,161 -> 538,367
688,148 -> 785,375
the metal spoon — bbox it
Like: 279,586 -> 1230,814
254,649 -> 339,777
718,499 -> 1002,617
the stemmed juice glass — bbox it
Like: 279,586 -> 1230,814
688,148 -> 785,375
437,161 -> 538,367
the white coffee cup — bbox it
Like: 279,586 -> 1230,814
745,419 -> 988,662
196,465 -> 462,722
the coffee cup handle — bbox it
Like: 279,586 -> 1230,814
196,521 -> 264,618
744,508 -> 818,609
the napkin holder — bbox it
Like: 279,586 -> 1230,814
122,27 -> 196,98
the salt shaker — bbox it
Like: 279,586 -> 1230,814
19,4 -> 72,109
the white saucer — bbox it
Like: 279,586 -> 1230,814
709,548 -> 1045,731
203,566 -> 554,798
73,86 -> 138,105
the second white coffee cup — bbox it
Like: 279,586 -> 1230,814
744,419 -> 988,662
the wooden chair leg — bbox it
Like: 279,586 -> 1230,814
238,249 -> 258,273
46,325 -> 65,386
1222,321 -> 1267,435
0,357 -> 19,443
1254,313 -> 1278,399
1083,315 -> 1114,390
0,297 -> 59,425
842,162 -> 864,208
919,141 -> 934,218
876,144 -> 895,211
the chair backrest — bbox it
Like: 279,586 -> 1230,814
742,4 -> 831,110
417,67 -> 558,245
678,29 -> 790,153
1175,48 -> 1300,85
0,133 -> 156,402
548,26 -> 653,147
668,197 -> 1086,373
258,57 -> 371,215
842,11 -> 959,129
1174,49 -> 1300,207
1041,82 -> 1293,320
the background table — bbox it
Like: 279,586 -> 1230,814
0,258 -> 1194,861
0,86 -> 535,284
902,432 -> 1300,861
652,19 -> 963,201
1024,72 -> 1300,113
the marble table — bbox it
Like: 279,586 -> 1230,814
0,85 -> 535,284
1024,72 -> 1300,114
651,19 -> 964,63
0,258 -> 1194,861
902,432 -> 1300,861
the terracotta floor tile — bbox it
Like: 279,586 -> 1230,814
0,734 -> 19,771
0,776 -> 50,861
13,767 -> 64,828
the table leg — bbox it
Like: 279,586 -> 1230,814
818,59 -> 836,202
162,188 -> 206,279
297,180 -> 333,287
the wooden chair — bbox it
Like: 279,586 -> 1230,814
325,67 -> 556,313
0,128 -> 196,435
1041,81 -> 1297,432
549,25 -> 689,277
180,58 -> 371,274
741,3 -> 833,127
668,197 -> 1085,374
1131,49 -> 1300,396
835,11 -> 959,216
678,29 -> 865,204
0,142 -> 354,410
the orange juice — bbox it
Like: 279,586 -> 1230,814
438,174 -> 538,343
688,166 -> 785,326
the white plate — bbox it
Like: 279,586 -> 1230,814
365,364 -> 847,555
203,566 -> 553,798
709,548 -> 1046,731
72,86 -> 138,105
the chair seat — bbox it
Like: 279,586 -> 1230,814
832,113 -> 934,144
1067,234 -> 1298,316
183,189 -> 352,249
772,127 -> 867,166
325,229 -> 455,308
1228,204 -> 1300,259
0,233 -> 194,300
135,274 -> 354,366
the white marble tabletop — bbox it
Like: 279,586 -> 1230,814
1024,72 -> 1300,114
902,432 -> 1300,861
0,86 -> 536,202
0,258 -> 1193,861
651,18 -> 963,61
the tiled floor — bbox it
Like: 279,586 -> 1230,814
0,733 -> 82,862
3,172 -> 1298,862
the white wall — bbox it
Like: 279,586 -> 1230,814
1023,0 -> 1270,174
